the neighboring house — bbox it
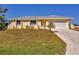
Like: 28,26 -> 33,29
8,15 -> 72,29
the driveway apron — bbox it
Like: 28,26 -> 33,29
54,29 -> 79,55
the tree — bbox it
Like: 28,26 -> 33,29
0,8 -> 8,30
47,22 -> 55,32
0,23 -> 6,30
0,8 -> 8,22
0,8 -> 8,13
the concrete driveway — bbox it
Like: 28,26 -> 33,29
53,29 -> 79,55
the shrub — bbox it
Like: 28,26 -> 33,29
37,26 -> 41,29
26,25 -> 30,29
0,22 -> 8,30
26,25 -> 34,30
47,23 -> 55,31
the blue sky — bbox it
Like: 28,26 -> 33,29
0,4 -> 79,24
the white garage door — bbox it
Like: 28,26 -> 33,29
53,22 -> 68,29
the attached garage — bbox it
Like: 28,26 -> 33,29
53,22 -> 69,29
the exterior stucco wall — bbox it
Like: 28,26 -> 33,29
36,20 -> 49,29
8,21 -> 16,29
46,21 -> 49,29
67,21 -> 70,29
8,19 -> 70,29
36,21 -> 41,28
22,21 -> 30,29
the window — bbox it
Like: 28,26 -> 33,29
30,20 -> 36,25
17,20 -> 21,25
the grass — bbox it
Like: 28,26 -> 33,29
0,29 -> 66,55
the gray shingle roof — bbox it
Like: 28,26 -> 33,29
9,15 -> 73,21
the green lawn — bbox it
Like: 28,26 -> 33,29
0,29 -> 66,55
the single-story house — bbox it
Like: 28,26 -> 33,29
8,15 -> 73,29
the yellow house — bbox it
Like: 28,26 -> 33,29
8,15 -> 73,29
